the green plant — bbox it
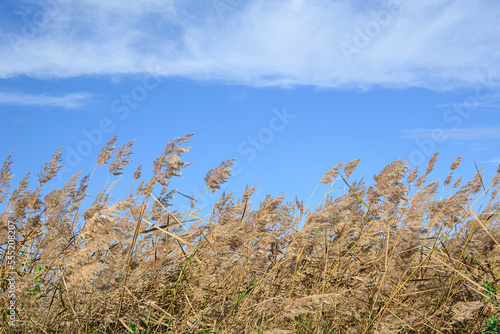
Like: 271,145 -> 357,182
483,314 -> 500,334
482,281 -> 500,334
127,323 -> 137,333
482,281 -> 498,307
295,313 -> 312,332
230,276 -> 256,314
29,263 -> 47,299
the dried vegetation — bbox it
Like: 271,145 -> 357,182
1,134 -> 500,333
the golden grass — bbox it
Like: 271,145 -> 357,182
1,134 -> 499,333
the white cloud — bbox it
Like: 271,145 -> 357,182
436,93 -> 500,110
437,103 -> 498,109
1,0 -> 500,89
401,127 -> 500,141
0,91 -> 92,109
485,157 -> 500,164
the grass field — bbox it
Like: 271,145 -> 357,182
1,133 -> 500,333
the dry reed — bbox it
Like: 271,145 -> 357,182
1,134 -> 499,334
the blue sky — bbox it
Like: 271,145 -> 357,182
1,0 -> 499,217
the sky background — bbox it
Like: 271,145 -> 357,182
1,0 -> 499,217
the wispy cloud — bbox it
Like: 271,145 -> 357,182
484,157 -> 500,164
401,127 -> 500,141
436,93 -> 500,110
0,91 -> 92,109
436,103 -> 500,109
0,0 -> 500,89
